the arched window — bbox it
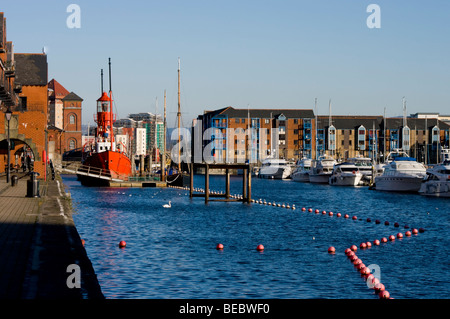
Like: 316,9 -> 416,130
328,125 -> 336,151
357,125 -> 366,151
402,126 -> 410,151
69,114 -> 76,124
69,139 -> 76,150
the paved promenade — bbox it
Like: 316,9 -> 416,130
0,173 -> 104,299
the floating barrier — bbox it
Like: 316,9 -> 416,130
119,240 -> 127,248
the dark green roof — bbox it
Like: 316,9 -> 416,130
62,91 -> 83,101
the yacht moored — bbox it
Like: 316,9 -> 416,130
292,158 -> 312,182
374,156 -> 426,192
418,161 -> 450,197
258,158 -> 292,179
309,156 -> 337,184
329,162 -> 363,186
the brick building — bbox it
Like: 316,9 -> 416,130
1,12 -> 50,178
47,79 -> 83,162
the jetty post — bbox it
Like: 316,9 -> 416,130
189,163 -> 251,204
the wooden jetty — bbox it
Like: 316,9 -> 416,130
189,163 -> 252,204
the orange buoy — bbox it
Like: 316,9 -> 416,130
373,239 -> 380,246
361,267 -> 371,275
381,237 -> 388,243
412,228 -> 419,235
345,248 -> 352,255
405,230 -> 412,237
360,242 -> 367,249
302,207 -> 306,211
337,213 -> 341,217
308,208 -> 313,212
328,246 -> 336,254
315,209 -> 319,213
216,243 -> 224,250
119,240 -> 127,248
329,211 -> 333,216
389,235 -> 395,241
344,214 -> 350,219
350,245 -> 358,252
256,244 -> 265,251
322,210 -> 326,215
397,232 -> 403,239
366,241 -> 372,248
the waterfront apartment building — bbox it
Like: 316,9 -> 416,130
196,106 -> 316,163
195,107 -> 450,165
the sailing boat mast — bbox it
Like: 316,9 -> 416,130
162,89 -> 166,181
177,58 -> 181,171
314,98 -> 318,160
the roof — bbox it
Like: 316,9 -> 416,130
204,106 -> 315,119
14,53 -> 48,86
317,116 -> 382,129
62,91 -> 83,101
48,79 -> 70,98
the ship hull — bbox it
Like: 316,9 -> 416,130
78,151 -> 132,186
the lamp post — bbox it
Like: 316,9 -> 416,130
5,108 -> 12,184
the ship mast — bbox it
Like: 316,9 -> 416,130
108,58 -> 115,151
177,57 -> 181,171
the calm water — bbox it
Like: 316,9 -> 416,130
62,174 -> 449,299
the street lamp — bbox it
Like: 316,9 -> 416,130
5,108 -> 12,183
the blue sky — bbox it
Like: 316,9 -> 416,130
3,1 -> 450,127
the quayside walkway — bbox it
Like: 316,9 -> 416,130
0,173 -> 104,299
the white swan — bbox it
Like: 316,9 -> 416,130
163,201 -> 171,208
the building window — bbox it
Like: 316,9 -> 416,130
69,114 -> 76,124
265,119 -> 270,124
69,139 -> 76,150
293,119 -> 298,124
235,119 -> 240,124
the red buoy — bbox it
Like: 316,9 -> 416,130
397,232 -> 403,239
256,244 -> 265,251
345,248 -> 352,255
394,222 -> 400,227
328,246 -> 336,254
373,239 -> 380,246
315,209 -> 320,213
366,241 -> 372,248
389,235 -> 395,241
385,221 -> 390,226
353,258 -> 362,266
216,243 -> 224,250
322,210 -> 326,215
119,240 -> 127,248
379,290 -> 390,299
381,237 -> 388,243
375,220 -> 381,224
352,215 -> 358,220
308,208 -> 313,212
350,245 -> 358,251
419,228 -> 425,233
361,267 -> 371,275
412,228 -> 419,235
302,207 -> 306,211
360,242 -> 367,249
405,230 -> 412,237
344,214 -> 349,219
374,283 -> 385,293
366,218 -> 371,222
329,211 -> 333,216
337,213 -> 342,217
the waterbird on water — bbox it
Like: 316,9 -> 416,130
163,201 -> 172,208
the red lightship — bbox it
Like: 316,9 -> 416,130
78,59 -> 132,186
